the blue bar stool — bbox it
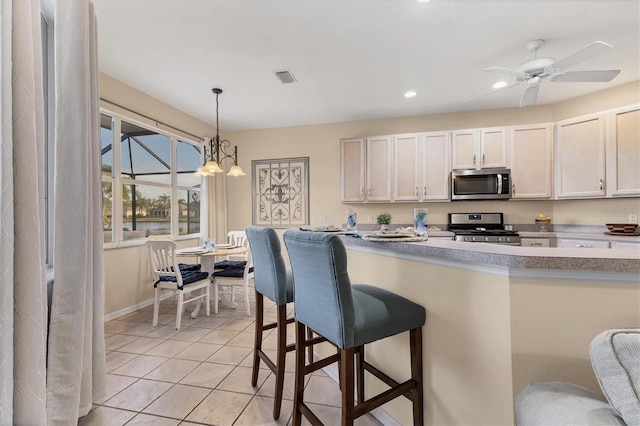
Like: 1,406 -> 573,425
283,230 -> 426,426
246,226 -> 319,419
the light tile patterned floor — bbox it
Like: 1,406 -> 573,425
80,293 -> 383,425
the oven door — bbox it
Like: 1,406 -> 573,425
451,169 -> 511,200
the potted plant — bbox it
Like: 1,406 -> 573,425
376,212 -> 392,231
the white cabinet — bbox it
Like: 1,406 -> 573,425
340,138 -> 366,202
365,135 -> 393,202
509,124 -> 553,199
419,132 -> 451,201
556,238 -> 610,249
451,127 -> 507,170
555,113 -> 606,199
610,240 -> 640,251
607,105 -> 640,197
393,134 -> 420,201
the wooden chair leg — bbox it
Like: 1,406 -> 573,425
306,326 -> 314,364
273,304 -> 287,419
356,345 -> 365,404
293,321 -> 306,426
152,287 -> 160,326
340,347 -> 355,426
252,292 -> 264,386
410,327 -> 424,426
337,346 -> 342,391
176,291 -> 183,330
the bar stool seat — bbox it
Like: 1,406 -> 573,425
283,230 -> 426,426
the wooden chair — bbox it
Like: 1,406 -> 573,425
212,249 -> 254,316
145,239 -> 211,330
283,230 -> 426,426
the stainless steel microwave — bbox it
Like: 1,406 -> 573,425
451,168 -> 511,200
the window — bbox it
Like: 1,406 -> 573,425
100,112 -> 203,245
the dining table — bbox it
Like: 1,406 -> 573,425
175,245 -> 249,317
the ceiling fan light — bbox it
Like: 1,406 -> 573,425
404,90 -> 417,98
226,165 -> 246,177
492,81 -> 508,89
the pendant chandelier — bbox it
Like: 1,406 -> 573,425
196,88 -> 246,177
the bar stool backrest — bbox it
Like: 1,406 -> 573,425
246,226 -> 291,305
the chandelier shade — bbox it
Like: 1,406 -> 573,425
196,88 -> 245,177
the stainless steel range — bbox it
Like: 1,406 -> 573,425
447,212 -> 520,246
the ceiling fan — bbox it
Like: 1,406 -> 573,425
464,40 -> 621,107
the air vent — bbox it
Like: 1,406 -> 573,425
274,69 -> 296,84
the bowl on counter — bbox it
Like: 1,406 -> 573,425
605,223 -> 638,234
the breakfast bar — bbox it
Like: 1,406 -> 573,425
325,235 -> 640,425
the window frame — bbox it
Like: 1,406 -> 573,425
100,107 -> 204,249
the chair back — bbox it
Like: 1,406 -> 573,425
227,230 -> 249,261
246,226 -> 292,305
283,230 -> 355,348
145,239 -> 182,288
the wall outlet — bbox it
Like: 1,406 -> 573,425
629,214 -> 638,224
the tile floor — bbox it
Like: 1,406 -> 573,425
80,292 -> 383,425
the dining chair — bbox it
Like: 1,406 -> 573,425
226,230 -> 249,261
283,230 -> 426,426
212,248 -> 254,316
145,239 -> 211,330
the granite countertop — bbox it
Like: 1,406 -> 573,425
340,235 -> 640,273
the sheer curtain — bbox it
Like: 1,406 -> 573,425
0,0 -> 48,424
46,0 -> 106,423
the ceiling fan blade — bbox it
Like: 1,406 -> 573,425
550,69 -> 621,82
552,41 -> 613,72
483,67 -> 527,78
462,81 -> 521,103
519,83 -> 540,108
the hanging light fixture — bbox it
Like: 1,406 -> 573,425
196,88 -> 246,177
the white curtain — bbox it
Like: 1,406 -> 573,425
46,0 -> 106,423
0,0 -> 48,424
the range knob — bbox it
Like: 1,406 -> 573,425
498,237 -> 505,242
484,236 -> 490,241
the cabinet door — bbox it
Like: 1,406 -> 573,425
420,132 -> 451,201
556,238 -> 609,249
607,105 -> 640,197
451,129 -> 479,169
366,136 -> 393,201
393,134 -> 420,201
555,114 -> 606,198
520,238 -> 551,247
509,124 -> 552,199
610,241 -> 640,251
480,128 -> 507,168
340,138 -> 365,202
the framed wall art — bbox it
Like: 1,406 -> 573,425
252,157 -> 309,227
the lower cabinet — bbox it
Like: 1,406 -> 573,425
556,238 -> 610,249
610,241 -> 640,250
520,238 -> 552,247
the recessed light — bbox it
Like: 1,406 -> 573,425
493,81 -> 508,89
404,90 -> 417,98
417,0 -> 431,3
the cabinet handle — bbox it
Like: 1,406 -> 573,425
512,184 -> 516,196
423,186 -> 427,196
599,179 -> 603,191
576,244 -> 593,248
531,242 -> 542,246
482,154 -> 485,165
415,186 -> 419,197
473,155 -> 476,166
368,188 -> 371,198
361,188 -> 364,199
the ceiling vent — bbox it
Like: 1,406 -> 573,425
274,69 -> 297,84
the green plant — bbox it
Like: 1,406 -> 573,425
376,212 -> 392,225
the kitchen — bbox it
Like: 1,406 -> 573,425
93,1 -> 640,424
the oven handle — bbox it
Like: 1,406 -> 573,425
497,173 -> 503,195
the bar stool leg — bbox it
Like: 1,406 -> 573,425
410,327 -> 424,426
293,321 -> 306,426
273,304 -> 287,419
340,347 -> 356,426
355,345 -> 365,404
251,292 -> 264,386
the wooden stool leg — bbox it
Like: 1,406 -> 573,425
251,292 -> 263,386
356,345 -> 365,404
410,327 -> 424,426
340,347 -> 355,426
306,326 -> 314,364
293,320 -> 306,426
273,304 -> 287,419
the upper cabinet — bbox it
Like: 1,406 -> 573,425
606,105 -> 640,197
451,128 -> 507,169
366,136 -> 393,202
340,138 -> 366,202
420,132 -> 451,201
509,124 -> 553,199
555,113 -> 606,199
393,134 -> 420,201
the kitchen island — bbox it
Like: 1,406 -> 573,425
329,235 -> 639,426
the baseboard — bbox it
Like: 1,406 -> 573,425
320,361 -> 401,426
103,293 -> 174,322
